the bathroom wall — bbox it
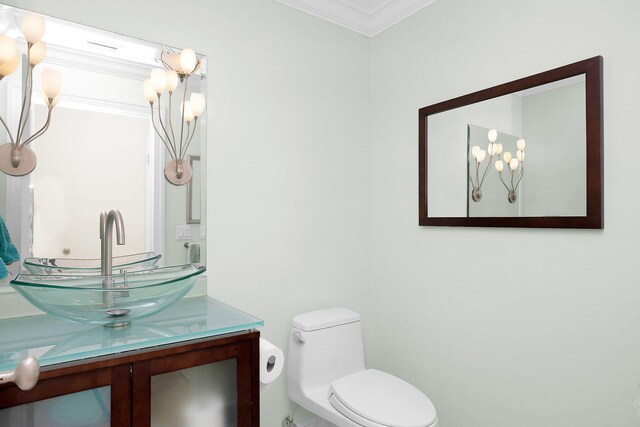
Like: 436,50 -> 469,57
6,0 -> 372,425
370,1 -> 640,426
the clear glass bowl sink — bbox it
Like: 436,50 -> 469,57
11,265 -> 206,327
23,252 -> 161,275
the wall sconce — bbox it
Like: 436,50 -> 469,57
143,48 -> 205,186
0,13 -> 62,177
469,128 -> 502,202
495,138 -> 526,203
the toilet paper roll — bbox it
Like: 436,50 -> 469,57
259,338 -> 284,392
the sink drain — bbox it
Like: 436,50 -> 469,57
105,308 -> 130,318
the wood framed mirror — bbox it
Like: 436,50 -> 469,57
419,56 -> 603,229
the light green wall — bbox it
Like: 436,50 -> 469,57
370,0 -> 639,426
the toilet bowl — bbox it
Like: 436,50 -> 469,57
287,308 -> 438,427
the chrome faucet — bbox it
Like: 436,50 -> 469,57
100,210 -> 125,307
100,210 -> 126,276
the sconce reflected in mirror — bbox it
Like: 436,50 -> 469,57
469,128 -> 500,202
495,138 -> 526,203
0,13 -> 62,177
143,48 -> 205,186
468,127 -> 528,205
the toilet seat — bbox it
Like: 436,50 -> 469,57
328,369 -> 438,427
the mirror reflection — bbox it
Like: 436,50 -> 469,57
0,5 -> 207,281
428,75 -> 586,218
187,155 -> 201,225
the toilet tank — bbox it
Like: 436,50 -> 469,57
287,308 -> 365,391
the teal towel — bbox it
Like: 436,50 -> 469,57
0,215 -> 19,280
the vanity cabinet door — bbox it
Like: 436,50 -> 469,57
131,338 -> 259,427
0,364 -> 131,427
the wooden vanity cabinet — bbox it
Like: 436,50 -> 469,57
0,330 -> 260,427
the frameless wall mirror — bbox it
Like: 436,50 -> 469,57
0,4 -> 207,277
419,56 -> 603,229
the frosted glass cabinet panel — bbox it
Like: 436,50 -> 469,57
0,386 -> 111,427
151,359 -> 237,427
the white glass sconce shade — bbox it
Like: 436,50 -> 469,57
163,52 -> 182,73
488,128 -> 498,143
517,150 -> 525,161
471,145 -> 480,158
166,70 -> 179,93
180,49 -> 197,75
22,13 -> 46,44
517,138 -> 526,150
503,152 -> 512,163
476,150 -> 486,163
181,101 -> 194,123
495,160 -> 504,172
143,79 -> 158,103
0,35 -> 18,64
509,158 -> 519,171
41,69 -> 62,99
0,53 -> 19,77
150,68 -> 167,94
29,41 -> 46,65
190,93 -> 205,117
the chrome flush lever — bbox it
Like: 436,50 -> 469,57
293,331 -> 305,343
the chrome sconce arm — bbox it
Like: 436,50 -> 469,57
0,13 -> 62,177
144,48 -> 205,186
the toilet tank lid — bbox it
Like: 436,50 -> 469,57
292,308 -> 360,331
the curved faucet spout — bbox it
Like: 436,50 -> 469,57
101,209 -> 126,277
109,210 -> 126,246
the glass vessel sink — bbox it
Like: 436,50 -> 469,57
23,252 -> 161,275
11,265 -> 206,327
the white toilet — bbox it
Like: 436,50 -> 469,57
287,308 -> 438,427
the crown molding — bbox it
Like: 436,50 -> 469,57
274,0 -> 437,37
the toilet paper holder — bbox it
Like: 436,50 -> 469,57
259,338 -> 284,393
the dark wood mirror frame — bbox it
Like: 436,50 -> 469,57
419,56 -> 603,229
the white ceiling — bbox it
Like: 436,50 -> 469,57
274,0 -> 438,37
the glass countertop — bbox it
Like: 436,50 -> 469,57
0,296 -> 263,371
